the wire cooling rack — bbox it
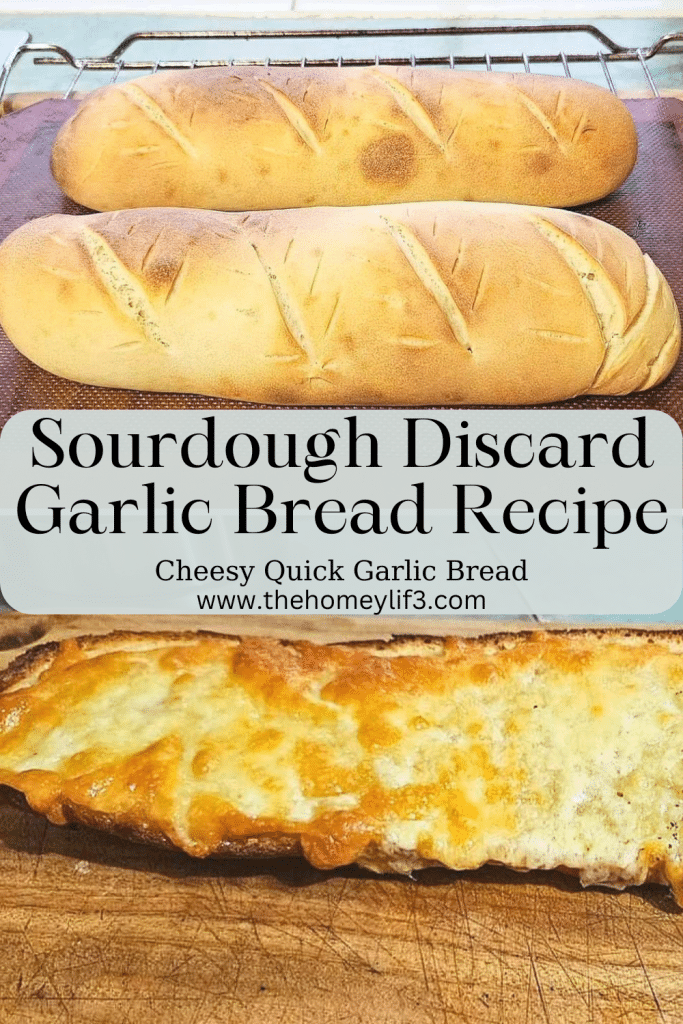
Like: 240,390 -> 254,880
0,23 -> 682,100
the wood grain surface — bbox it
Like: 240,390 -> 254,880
0,614 -> 682,1023
2,796 -> 683,1024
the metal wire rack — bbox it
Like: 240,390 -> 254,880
1,24 -> 682,103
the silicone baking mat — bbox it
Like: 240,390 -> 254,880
0,96 -> 681,425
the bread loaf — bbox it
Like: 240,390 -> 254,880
2,628 -> 683,904
50,68 -> 638,211
0,92 -> 86,116
0,203 -> 678,405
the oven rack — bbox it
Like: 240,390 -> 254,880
1,24 -> 682,103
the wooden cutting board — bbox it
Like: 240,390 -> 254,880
0,614 -> 682,1024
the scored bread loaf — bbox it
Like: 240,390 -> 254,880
0,92 -> 86,116
2,628 -> 683,904
0,202 -> 678,405
50,68 -> 637,211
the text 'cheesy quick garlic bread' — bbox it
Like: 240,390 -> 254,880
1,629 -> 683,904
51,68 -> 638,211
0,204 -> 678,406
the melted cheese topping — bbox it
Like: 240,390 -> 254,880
1,632 -> 683,894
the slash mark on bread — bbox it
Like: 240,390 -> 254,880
528,329 -> 587,344
450,238 -> 466,276
250,243 -> 317,364
322,293 -> 342,341
40,265 -> 79,280
597,256 -> 677,392
471,265 -> 488,312
530,216 -> 679,394
394,336 -> 443,349
80,227 -> 167,348
371,72 -> 446,154
446,108 -> 467,147
553,88 -> 565,117
639,317 -> 682,391
526,274 -> 571,297
120,84 -> 197,158
381,216 -> 471,353
571,111 -> 590,144
513,86 -> 567,153
164,258 -> 188,307
258,81 -> 321,154
309,255 -> 324,296
141,231 -> 165,273
532,216 -> 623,383
119,146 -> 162,156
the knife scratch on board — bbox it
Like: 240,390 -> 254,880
31,818 -> 48,881
542,929 -> 590,1011
310,916 -> 380,976
324,874 -> 349,937
526,938 -> 551,1024
629,922 -> 667,1022
448,893 -> 475,1024
21,926 -> 73,1022
584,890 -> 594,1022
456,878 -> 476,966
410,888 -> 437,1010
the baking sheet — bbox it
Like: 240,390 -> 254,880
0,96 -> 682,425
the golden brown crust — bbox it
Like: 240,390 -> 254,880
0,640 -> 62,694
51,68 -> 638,211
0,204 -> 677,406
3,623 -> 681,693
3,623 -> 678,686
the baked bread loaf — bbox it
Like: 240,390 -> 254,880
0,203 -> 678,405
50,68 -> 637,211
0,92 -> 86,116
1,628 -> 683,904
